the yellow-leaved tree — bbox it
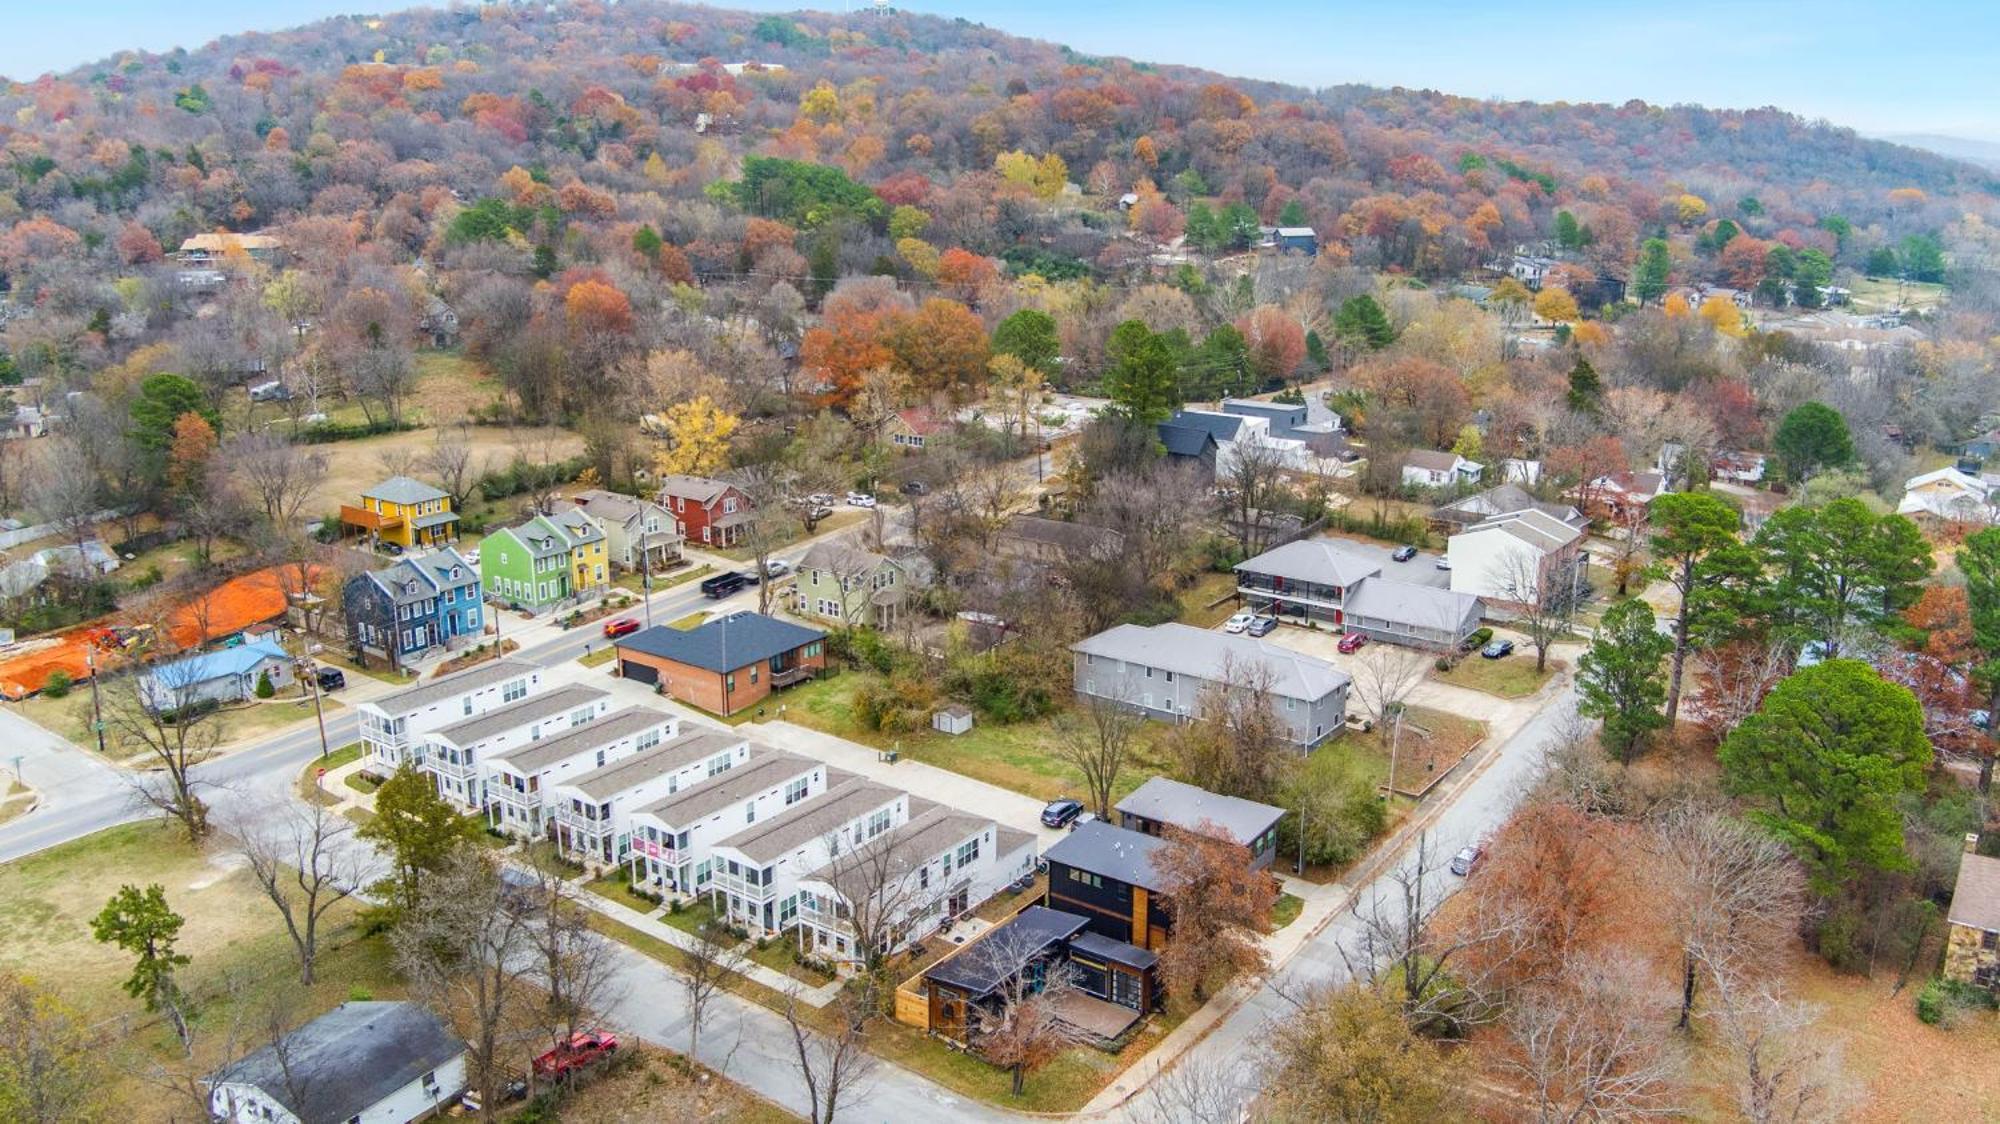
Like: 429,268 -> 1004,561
1698,295 -> 1747,337
1675,193 -> 1709,225
1533,287 -> 1580,324
655,396 -> 739,477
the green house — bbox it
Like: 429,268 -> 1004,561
481,514 -> 581,612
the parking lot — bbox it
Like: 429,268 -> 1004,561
1314,533 -> 1453,589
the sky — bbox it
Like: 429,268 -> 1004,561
6,0 -> 1999,142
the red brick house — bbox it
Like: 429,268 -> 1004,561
613,611 -> 826,717
656,474 -> 753,548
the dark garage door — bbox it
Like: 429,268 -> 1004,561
619,659 -> 659,685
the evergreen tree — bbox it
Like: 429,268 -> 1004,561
1772,401 -> 1853,481
1565,354 -> 1603,414
1554,210 -> 1582,250
1278,199 -> 1309,227
992,309 -> 1060,374
357,765 -> 482,918
1633,238 -> 1672,304
1333,294 -> 1395,351
1104,320 -> 1181,426
1577,598 -> 1671,763
1304,329 -> 1329,371
1864,246 -> 1899,277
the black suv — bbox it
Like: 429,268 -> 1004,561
314,666 -> 346,692
1040,798 -> 1084,828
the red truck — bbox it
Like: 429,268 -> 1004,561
532,1030 -> 620,1080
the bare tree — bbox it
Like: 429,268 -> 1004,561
968,928 -> 1090,1097
231,798 -> 376,985
1223,438 -> 1292,558
0,439 -> 34,520
1649,805 -> 1807,1031
392,850 -> 539,1123
1347,644 -> 1432,728
1492,547 -> 1581,674
1154,824 -> 1273,1004
1147,1052 -> 1253,1124
1051,693 -> 1139,820
1709,981 -> 1851,1124
422,425 -> 483,511
183,463 -> 256,566
29,437 -> 102,553
1341,833 -> 1526,1034
223,430 -> 328,529
808,540 -> 890,634
514,855 -> 626,1073
681,917 -> 747,1063
1259,981 -> 1454,1123
1497,951 -> 1686,1122
1166,655 -> 1292,803
105,671 -> 224,842
782,986 -> 877,1124
811,821 -> 946,981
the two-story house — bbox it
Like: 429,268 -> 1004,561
566,489 -> 684,573
339,476 -> 458,551
480,511 -> 605,613
1072,622 -> 1351,748
656,474 -> 754,548
795,541 -> 907,630
1114,777 -> 1282,871
1235,539 -> 1486,650
343,547 -> 484,668
1447,508 -> 1588,609
356,658 -> 541,774
706,777 -> 909,937
795,805 -> 1036,967
415,684 -> 611,809
884,407 -> 951,451
480,706 -> 680,839
549,725 -> 748,869
1043,819 -> 1175,952
626,748 -> 831,897
614,612 -> 827,717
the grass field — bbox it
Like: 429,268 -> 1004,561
1848,275 -> 1948,313
1177,570 -> 1241,628
583,871 -> 665,915
779,672 -> 1161,802
11,687 -> 339,752
1433,654 -> 1561,698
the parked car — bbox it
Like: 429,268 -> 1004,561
807,492 -> 836,507
381,542 -> 403,556
1435,558 -> 1452,571
901,480 -> 930,496
602,617 -> 641,639
1391,545 -> 1418,562
1449,844 -> 1486,877
1338,449 -> 1362,462
1224,611 -> 1257,634
1480,639 -> 1515,659
313,666 -> 346,692
846,491 -> 877,508
1040,798 -> 1084,828
532,1030 -> 620,1081
699,571 -> 753,599
1069,811 -> 1099,832
762,559 -> 791,579
1337,632 -> 1368,654
1247,616 -> 1279,637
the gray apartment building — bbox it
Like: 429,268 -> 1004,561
1071,622 -> 1350,748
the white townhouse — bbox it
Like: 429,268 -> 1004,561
625,749 -> 833,898
550,727 -> 751,868
480,706 -> 679,838
794,806 -> 1037,966
356,658 -> 542,773
705,777 -> 909,937
416,684 -> 611,809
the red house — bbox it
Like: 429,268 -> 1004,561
656,474 -> 753,548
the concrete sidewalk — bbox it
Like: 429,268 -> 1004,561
567,885 -> 846,1007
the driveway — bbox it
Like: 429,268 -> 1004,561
1312,533 -> 1452,589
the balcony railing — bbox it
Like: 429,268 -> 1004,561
1235,576 -> 1343,605
709,871 -> 775,902
771,665 -> 813,688
425,755 -> 477,780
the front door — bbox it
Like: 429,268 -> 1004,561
1110,966 -> 1144,1010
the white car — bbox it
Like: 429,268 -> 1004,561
1224,611 -> 1257,634
846,492 -> 877,508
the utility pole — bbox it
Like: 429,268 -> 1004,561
296,635 -> 331,760
640,536 -> 654,629
85,644 -> 106,757
1385,706 -> 1404,803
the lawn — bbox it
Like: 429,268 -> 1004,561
660,898 -> 721,936
1360,705 -> 1487,797
748,933 -> 837,987
1433,654 -> 1561,698
0,821 -> 401,1119
779,671 -> 1161,802
296,741 -> 364,802
614,561 -> 713,594
710,509 -> 871,562
0,776 -> 32,827
669,611 -> 711,630
547,1043 -> 795,1124
1272,892 -> 1304,930
583,871 -> 665,916
579,646 -> 619,668
216,695 -> 346,744
1177,570 -> 1242,628
1847,275 -> 1948,313
9,689 -> 99,745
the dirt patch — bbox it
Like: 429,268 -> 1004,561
187,850 -> 248,891
552,1045 -> 793,1124
308,423 -> 585,516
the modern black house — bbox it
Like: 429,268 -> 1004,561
1114,776 -> 1284,871
923,904 -> 1159,1046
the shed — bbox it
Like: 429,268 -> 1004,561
932,704 -> 974,736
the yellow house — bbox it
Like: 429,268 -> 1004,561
547,507 -> 609,595
340,476 -> 458,550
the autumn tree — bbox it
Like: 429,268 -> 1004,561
1153,825 -> 1272,1004
654,395 -> 739,477
1719,659 -> 1931,889
1236,305 -> 1306,384
0,972 -> 110,1124
1533,287 -> 1580,324
1650,805 -> 1806,1031
1960,528 -> 2000,792
969,929 -> 1089,1097
1262,985 -> 1456,1123
165,412 -> 217,497
889,298 -> 989,400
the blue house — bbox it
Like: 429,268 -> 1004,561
139,636 -> 294,712
1274,227 -> 1319,256
344,546 -> 483,668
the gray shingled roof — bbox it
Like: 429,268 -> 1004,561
1042,820 -> 1171,892
1164,409 -> 1246,442
1344,576 -> 1484,633
1000,515 -> 1125,555
802,803 -> 1007,897
486,706 -> 673,776
209,1001 -> 462,1124
1434,483 -> 1586,529
429,685 -> 609,747
1456,508 -> 1586,552
1073,622 -> 1351,702
656,474 -> 734,504
1404,449 -> 1469,473
569,489 -> 655,527
1951,852 -> 2000,932
716,777 -> 903,864
616,612 -> 825,674
560,727 -> 746,801
1236,539 -> 1383,588
1115,776 -> 1284,846
363,475 -> 449,506
369,659 -> 539,717
635,750 -> 824,827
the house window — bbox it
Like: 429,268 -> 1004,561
504,678 -> 528,702
1985,930 -> 1999,951
955,837 -> 980,865
785,777 -> 808,805
637,727 -> 661,750
1068,868 -> 1101,889
595,749 -> 606,767
746,801 -> 757,824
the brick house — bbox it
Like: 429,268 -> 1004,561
656,474 -> 754,548
1945,835 -> 2000,989
613,611 -> 826,717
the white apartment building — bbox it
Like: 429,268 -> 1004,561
550,727 -> 751,867
794,806 -> 1036,966
416,684 -> 611,808
480,706 -> 678,838
626,749 -> 832,897
356,658 -> 542,773
705,777 -> 909,936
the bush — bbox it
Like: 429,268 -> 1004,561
254,670 -> 276,699
294,418 -> 417,445
1434,657 -> 1452,672
1465,627 -> 1494,649
1917,977 -> 1997,1027
42,670 -> 72,699
347,986 -> 374,1002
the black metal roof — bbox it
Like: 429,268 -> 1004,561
924,907 -> 1089,998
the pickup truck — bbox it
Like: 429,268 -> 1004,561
532,1030 -> 620,1081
